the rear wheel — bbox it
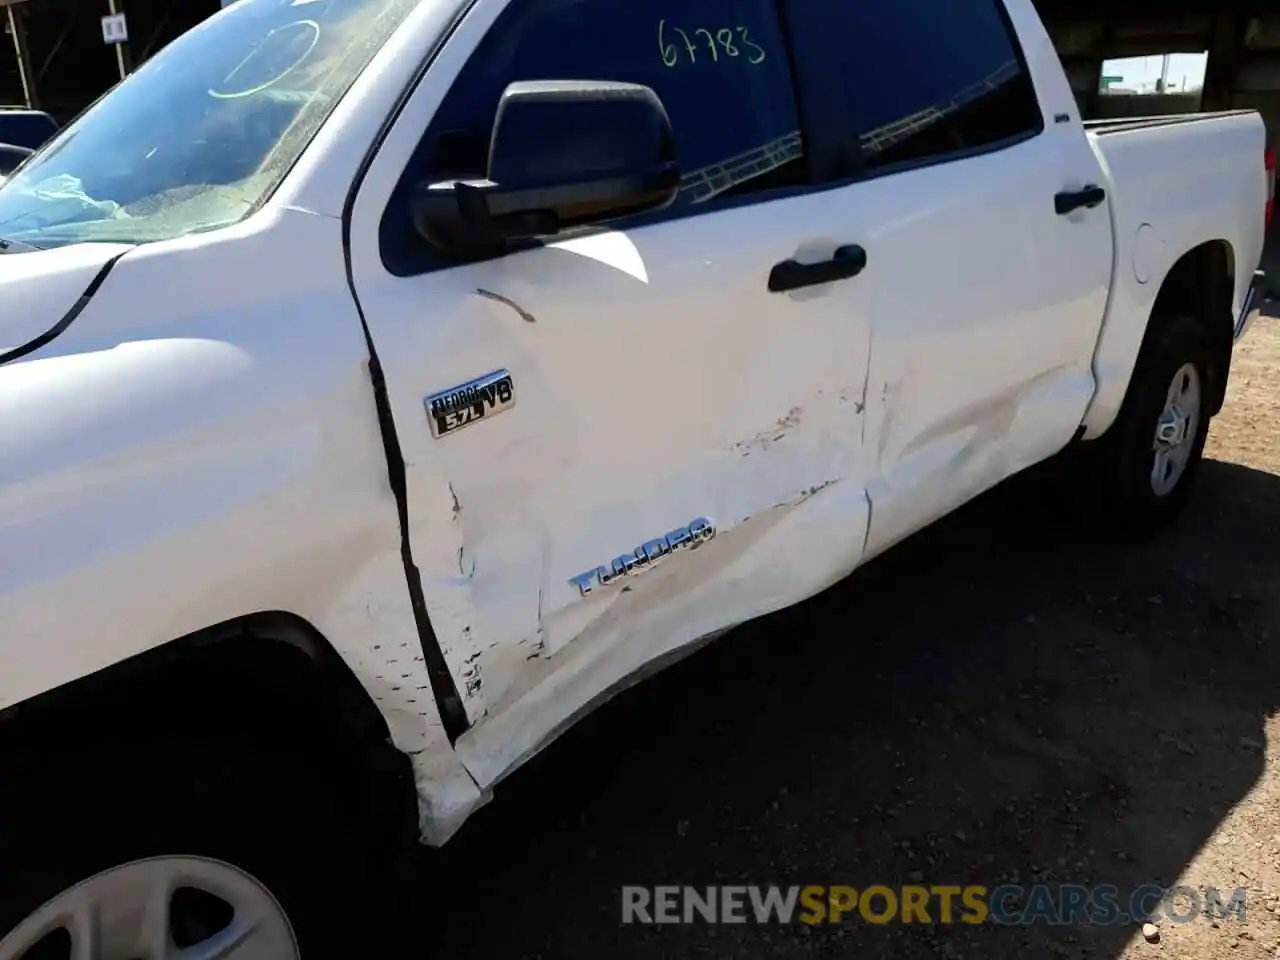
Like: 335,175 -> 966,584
1081,313 -> 1217,532
1150,361 -> 1204,498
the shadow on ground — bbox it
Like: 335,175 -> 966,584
412,456 -> 1280,959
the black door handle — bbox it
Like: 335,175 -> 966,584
768,244 -> 867,293
1055,185 -> 1107,216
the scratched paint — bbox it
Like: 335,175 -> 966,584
733,406 -> 805,457
475,288 -> 537,323
453,477 -> 871,789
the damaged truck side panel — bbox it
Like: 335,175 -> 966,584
346,10 -> 881,778
0,216 -> 486,844
341,0 -> 1266,799
0,0 -> 1268,894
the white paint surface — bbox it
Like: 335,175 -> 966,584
0,0 -> 1268,846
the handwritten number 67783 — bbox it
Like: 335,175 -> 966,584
659,19 -> 767,66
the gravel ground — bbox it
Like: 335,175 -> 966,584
414,311 -> 1280,960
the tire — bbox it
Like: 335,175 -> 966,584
0,732 -> 394,960
1081,312 -> 1217,533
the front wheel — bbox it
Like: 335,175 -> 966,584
0,736 -> 390,960
1081,313 -> 1217,532
0,855 -> 301,960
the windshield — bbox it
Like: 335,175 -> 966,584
0,0 -> 418,250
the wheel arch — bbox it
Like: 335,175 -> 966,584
0,611 -> 421,863
1149,239 -> 1237,416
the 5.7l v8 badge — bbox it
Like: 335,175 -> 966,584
425,369 -> 515,438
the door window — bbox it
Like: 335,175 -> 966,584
783,0 -> 1042,174
430,0 -> 805,205
382,0 -> 809,271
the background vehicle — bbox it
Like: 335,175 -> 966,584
0,143 -> 31,180
0,0 -> 1267,953
0,108 -> 57,150
0,109 -> 52,184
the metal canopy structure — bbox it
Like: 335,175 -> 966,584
1039,2 -> 1280,123
5,1 -> 37,109
0,0 -> 1277,132
0,0 -> 216,118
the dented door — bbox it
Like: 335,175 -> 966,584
788,0 -> 1114,562
346,0 -> 878,786
351,205 -> 875,785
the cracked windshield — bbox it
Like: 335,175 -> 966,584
0,0 -> 416,249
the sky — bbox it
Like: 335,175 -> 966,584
1101,53 -> 1209,94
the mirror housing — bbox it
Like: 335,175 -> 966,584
413,80 -> 680,254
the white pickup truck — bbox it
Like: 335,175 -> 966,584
0,0 -> 1270,953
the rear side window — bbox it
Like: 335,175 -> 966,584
423,0 -> 806,208
784,0 -> 1042,174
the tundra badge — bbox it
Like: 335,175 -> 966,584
569,517 -> 717,597
425,369 -> 515,438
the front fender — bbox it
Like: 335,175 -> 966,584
0,242 -> 131,353
0,208 -> 483,841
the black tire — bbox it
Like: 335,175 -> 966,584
0,732 -> 394,960
1081,312 -> 1217,533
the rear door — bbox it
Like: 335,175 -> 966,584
783,0 -> 1114,560
348,0 -> 876,780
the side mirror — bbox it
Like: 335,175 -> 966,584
413,80 -> 680,254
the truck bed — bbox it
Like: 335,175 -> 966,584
1077,106 -> 1269,441
1082,109 -> 1260,136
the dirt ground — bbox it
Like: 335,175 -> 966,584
415,311 -> 1280,960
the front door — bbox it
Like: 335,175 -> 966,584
347,0 -> 875,783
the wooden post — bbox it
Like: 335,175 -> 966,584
1082,58 -> 1104,120
1202,6 -> 1244,112
107,0 -> 131,80
6,3 -> 38,108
